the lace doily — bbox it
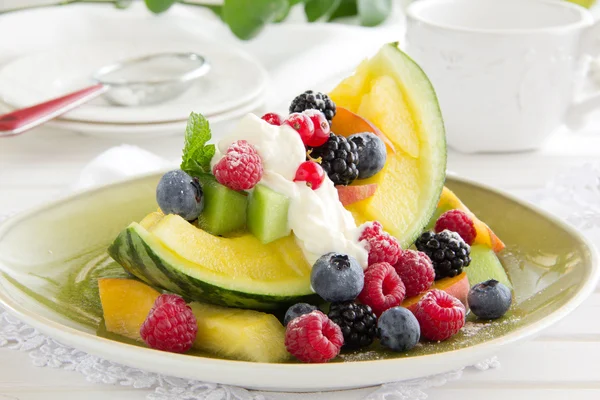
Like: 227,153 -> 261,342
1,162 -> 598,400
532,162 -> 600,230
0,308 -> 499,400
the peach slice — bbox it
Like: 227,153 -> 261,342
437,187 -> 505,253
331,106 -> 396,153
402,272 -> 469,313
336,184 -> 378,206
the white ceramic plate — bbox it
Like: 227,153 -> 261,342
0,174 -> 597,392
0,40 -> 267,124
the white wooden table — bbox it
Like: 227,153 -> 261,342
1,123 -> 600,400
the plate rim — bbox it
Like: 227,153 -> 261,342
0,173 -> 598,391
52,90 -> 265,128
41,90 -> 266,137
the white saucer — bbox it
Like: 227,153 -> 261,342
0,40 -> 267,124
44,94 -> 266,139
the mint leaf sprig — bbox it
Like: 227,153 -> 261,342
180,112 -> 216,177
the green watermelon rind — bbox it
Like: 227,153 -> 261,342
107,224 -> 318,311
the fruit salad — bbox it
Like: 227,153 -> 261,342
102,44 -> 514,364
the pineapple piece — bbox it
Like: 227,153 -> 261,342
139,211 -> 164,230
190,302 -> 290,363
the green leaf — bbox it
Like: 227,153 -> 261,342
275,0 -> 310,23
328,0 -> 358,21
180,112 -> 215,177
304,0 -> 341,22
222,0 -> 288,40
145,0 -> 176,14
357,0 -> 391,27
203,4 -> 224,21
274,2 -> 291,23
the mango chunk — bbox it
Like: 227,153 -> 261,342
98,278 -> 160,340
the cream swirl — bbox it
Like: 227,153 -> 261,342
211,114 -> 368,269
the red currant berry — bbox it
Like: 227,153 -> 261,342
294,161 -> 325,190
303,110 -> 330,147
284,113 -> 314,145
261,112 -> 283,126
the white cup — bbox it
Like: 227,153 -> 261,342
405,0 -> 600,153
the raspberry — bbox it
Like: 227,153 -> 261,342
435,210 -> 476,245
285,311 -> 343,363
261,112 -> 283,126
359,221 -> 402,266
413,289 -> 465,341
394,250 -> 435,298
213,140 -> 263,191
358,262 -> 405,316
140,294 -> 198,353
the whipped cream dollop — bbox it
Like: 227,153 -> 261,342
211,114 -> 369,269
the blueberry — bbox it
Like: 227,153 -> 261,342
310,253 -> 364,302
468,279 -> 512,320
156,170 -> 204,221
378,307 -> 420,352
348,132 -> 387,179
284,303 -> 317,326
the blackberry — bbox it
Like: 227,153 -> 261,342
308,133 -> 359,186
415,230 -> 471,280
289,90 -> 336,125
328,301 -> 377,349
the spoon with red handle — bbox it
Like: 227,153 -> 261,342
0,52 -> 210,137
0,85 -> 107,137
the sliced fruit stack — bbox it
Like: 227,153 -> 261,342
101,201 -> 512,363
102,43 -> 514,363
